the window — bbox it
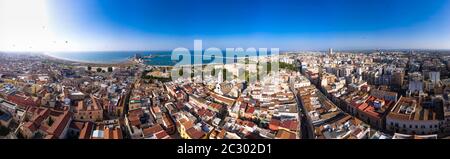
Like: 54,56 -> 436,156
409,125 -> 412,128
415,125 -> 418,129
403,124 -> 406,128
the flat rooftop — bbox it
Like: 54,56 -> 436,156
388,97 -> 444,121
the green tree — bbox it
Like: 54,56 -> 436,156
117,109 -> 122,117
257,63 -> 260,81
96,68 -> 102,72
222,68 -> 227,82
279,62 -> 296,71
87,66 -> 92,71
190,66 -> 195,78
0,126 -> 10,136
47,117 -> 54,126
245,70 -> 250,82
267,62 -> 272,72
107,67 -> 113,72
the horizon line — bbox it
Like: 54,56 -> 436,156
2,48 -> 450,53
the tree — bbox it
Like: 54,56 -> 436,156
87,66 -> 92,71
0,126 -> 10,136
96,68 -> 102,72
16,131 -> 25,139
222,68 -> 227,82
107,67 -> 113,72
190,66 -> 195,78
256,62 -> 260,81
33,131 -> 44,139
117,109 -> 122,117
47,117 -> 54,126
244,70 -> 250,82
211,68 -> 216,76
279,62 -> 296,71
267,62 -> 272,72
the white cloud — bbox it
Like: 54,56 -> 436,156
0,0 -> 74,52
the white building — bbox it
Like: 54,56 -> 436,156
429,71 -> 440,85
408,80 -> 423,93
386,97 -> 442,135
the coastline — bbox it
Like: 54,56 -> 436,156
39,52 -> 276,68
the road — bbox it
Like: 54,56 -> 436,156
290,86 -> 314,139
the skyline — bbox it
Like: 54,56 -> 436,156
1,0 -> 450,52
3,0 -> 450,142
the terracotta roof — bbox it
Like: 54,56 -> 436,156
246,106 -> 255,114
112,128 -> 123,139
48,111 -> 72,138
22,107 -> 73,139
180,119 -> 194,130
155,130 -> 170,139
270,119 -> 281,126
79,122 -> 94,139
210,93 -> 234,105
129,117 -> 141,127
208,103 -> 223,111
242,120 -> 256,128
104,127 -> 111,139
162,114 -> 175,128
143,124 -> 164,137
69,121 -> 85,130
23,122 -> 37,132
280,120 -> 299,131
128,109 -> 144,117
275,129 -> 296,139
197,108 -> 207,116
76,95 -> 102,111
217,129 -> 226,139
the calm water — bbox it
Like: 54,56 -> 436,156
46,51 -> 263,66
47,51 -> 140,64
47,51 -> 176,65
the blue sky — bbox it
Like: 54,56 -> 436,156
3,0 -> 449,51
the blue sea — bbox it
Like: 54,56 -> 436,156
46,51 -> 264,66
46,51 -> 176,65
46,51 -> 140,64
